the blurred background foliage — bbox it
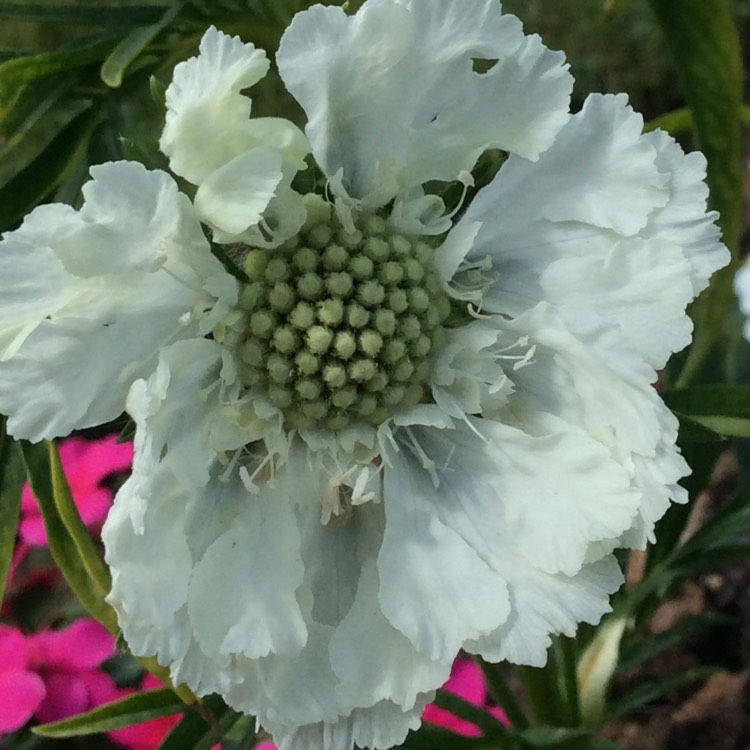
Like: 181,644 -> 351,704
0,0 -> 748,234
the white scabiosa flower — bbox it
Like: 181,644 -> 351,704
0,1 -> 730,749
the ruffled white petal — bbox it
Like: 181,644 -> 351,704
267,697 -> 430,750
453,93 -> 728,378
193,148 -> 284,235
160,26 -> 270,184
188,485 -> 308,660
161,27 -> 309,246
499,304 -> 689,549
378,428 -> 512,662
277,0 -> 571,207
642,128 -> 728,294
466,556 -> 622,667
224,451 -> 450,740
0,162 -> 228,441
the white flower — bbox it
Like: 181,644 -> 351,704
0,1 -> 730,749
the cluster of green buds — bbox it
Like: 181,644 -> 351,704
236,196 -> 451,431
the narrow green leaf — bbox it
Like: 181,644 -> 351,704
399,728 -> 495,750
34,688 -> 184,738
0,419 -> 25,604
645,104 -> 750,136
475,657 -> 530,730
0,75 -> 73,163
0,38 -> 115,117
432,690 -> 514,740
0,106 -> 99,231
19,441 -> 116,632
617,614 -> 730,673
684,415 -> 750,439
515,726 -> 622,749
674,413 -> 726,443
48,441 -> 112,593
0,4 -> 167,26
647,0 -> 743,387
674,496 -> 750,557
668,543 -> 750,581
157,695 -> 237,750
605,667 -> 718,721
100,3 -> 184,88
664,385 -> 750,417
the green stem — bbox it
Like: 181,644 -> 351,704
517,637 -> 581,728
474,657 -> 530,730
517,665 -> 563,726
432,691 -> 515,744
555,637 -> 581,727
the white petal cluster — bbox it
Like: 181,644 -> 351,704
0,1 -> 729,749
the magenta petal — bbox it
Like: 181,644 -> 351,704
0,625 -> 32,672
19,513 -> 48,547
422,658 -> 488,737
36,620 -> 115,671
35,670 -> 120,724
0,671 -> 46,732
35,673 -> 89,724
75,487 -> 113,527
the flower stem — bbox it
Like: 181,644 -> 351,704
517,636 -> 581,728
474,657 -> 530,730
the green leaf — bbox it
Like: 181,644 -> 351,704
34,688 -> 185,738
674,413 -> 727,443
19,441 -> 116,632
674,495 -> 750,558
645,104 -> 750,136
157,695 -> 238,750
0,4 -> 167,27
475,658 -> 530,730
681,415 -> 750,439
0,105 -> 99,231
0,74 -> 73,164
100,3 -> 184,88
647,0 -> 743,388
618,614 -> 731,673
0,37 -> 115,117
432,690 -> 514,740
664,385 -> 750,417
398,728 -> 495,750
0,418 -> 25,604
605,667 -> 718,721
668,543 -> 750,581
518,727 -> 622,749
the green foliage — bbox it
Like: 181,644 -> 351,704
33,689 -> 185,738
0,418 -> 24,604
156,695 -> 241,750
648,0 -> 743,388
20,440 -> 116,632
604,667 -> 719,721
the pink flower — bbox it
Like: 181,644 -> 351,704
422,657 -> 509,736
0,619 -> 118,734
20,435 -> 133,547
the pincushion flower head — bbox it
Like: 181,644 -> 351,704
0,0 -> 730,748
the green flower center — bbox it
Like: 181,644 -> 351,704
236,199 -> 450,431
